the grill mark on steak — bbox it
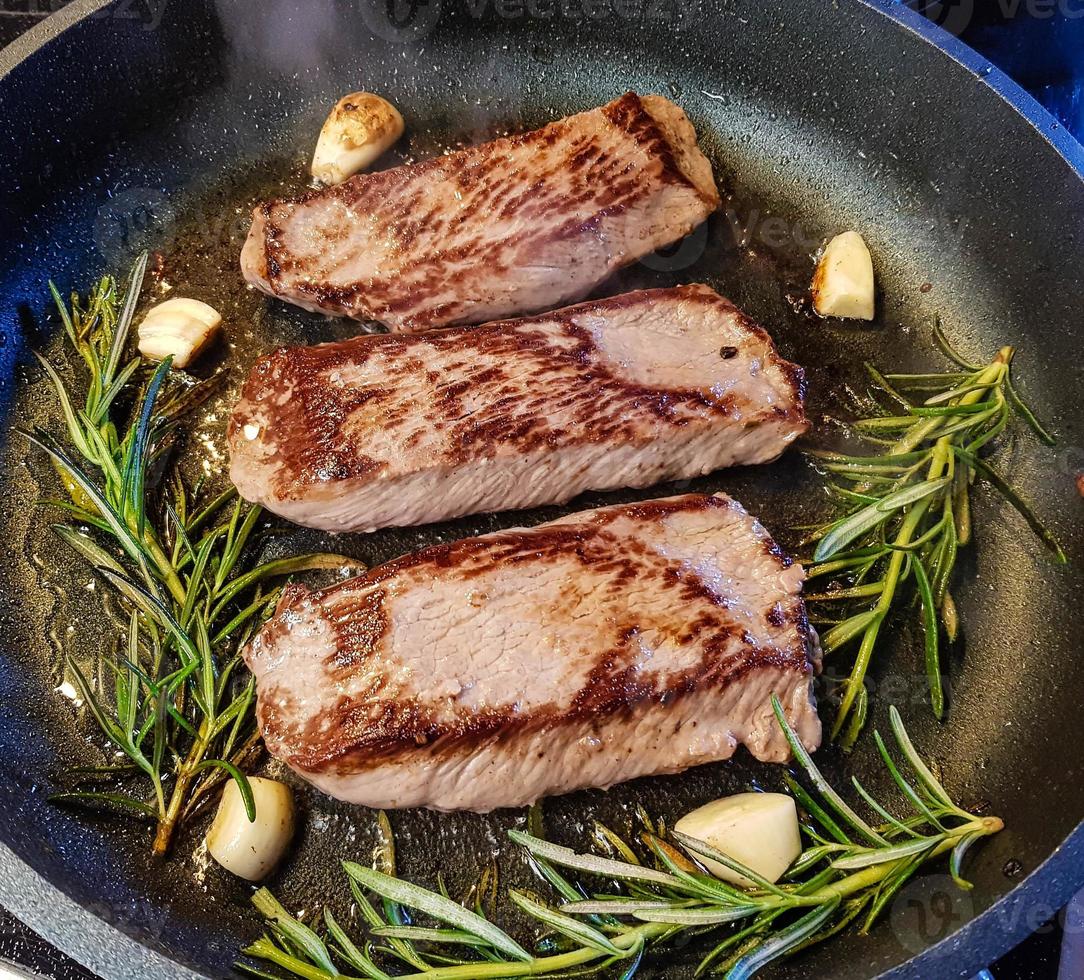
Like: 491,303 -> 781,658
229,285 -> 808,533
244,494 -> 821,811
241,92 -> 721,331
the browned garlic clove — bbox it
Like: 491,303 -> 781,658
311,92 -> 404,185
812,231 -> 876,321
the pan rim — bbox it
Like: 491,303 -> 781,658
859,0 -> 1084,178
0,0 -> 1081,977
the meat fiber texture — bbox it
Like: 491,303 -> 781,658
241,93 -> 720,330
243,493 -> 822,812
229,284 -> 807,532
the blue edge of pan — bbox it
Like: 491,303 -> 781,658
0,1 -> 1080,978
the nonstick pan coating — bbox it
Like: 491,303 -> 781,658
0,1 -> 1082,978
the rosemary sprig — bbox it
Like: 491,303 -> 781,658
29,256 -> 356,854
806,329 -> 1065,746
241,696 -> 1002,979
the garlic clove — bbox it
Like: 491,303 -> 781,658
674,792 -> 802,887
205,776 -> 295,881
812,231 -> 876,321
137,297 -> 222,369
311,92 -> 404,186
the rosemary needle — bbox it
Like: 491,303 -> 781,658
806,340 -> 1064,746
241,696 -> 1003,980
31,255 -> 355,854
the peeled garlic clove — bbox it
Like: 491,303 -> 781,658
205,776 -> 295,881
137,297 -> 222,369
811,231 -> 876,321
312,92 -> 404,185
674,792 -> 802,887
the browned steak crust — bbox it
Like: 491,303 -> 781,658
229,284 -> 808,532
240,93 -> 721,331
244,494 -> 821,812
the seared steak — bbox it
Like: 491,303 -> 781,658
244,493 -> 821,812
228,284 -> 807,532
240,93 -> 720,331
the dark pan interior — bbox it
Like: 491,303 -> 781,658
0,1 -> 1082,978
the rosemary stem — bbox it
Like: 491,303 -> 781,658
813,817 -> 1002,904
143,530 -> 187,606
833,477 -> 935,733
887,415 -> 944,456
243,691 -> 1007,980
371,819 -> 1004,980
885,352 -> 1009,458
832,354 -> 1010,734
40,262 -> 355,852
244,939 -> 337,980
391,923 -> 668,980
153,715 -> 214,856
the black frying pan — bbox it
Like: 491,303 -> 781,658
0,1 -> 1082,977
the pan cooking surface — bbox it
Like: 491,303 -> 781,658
0,2 -> 1081,977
